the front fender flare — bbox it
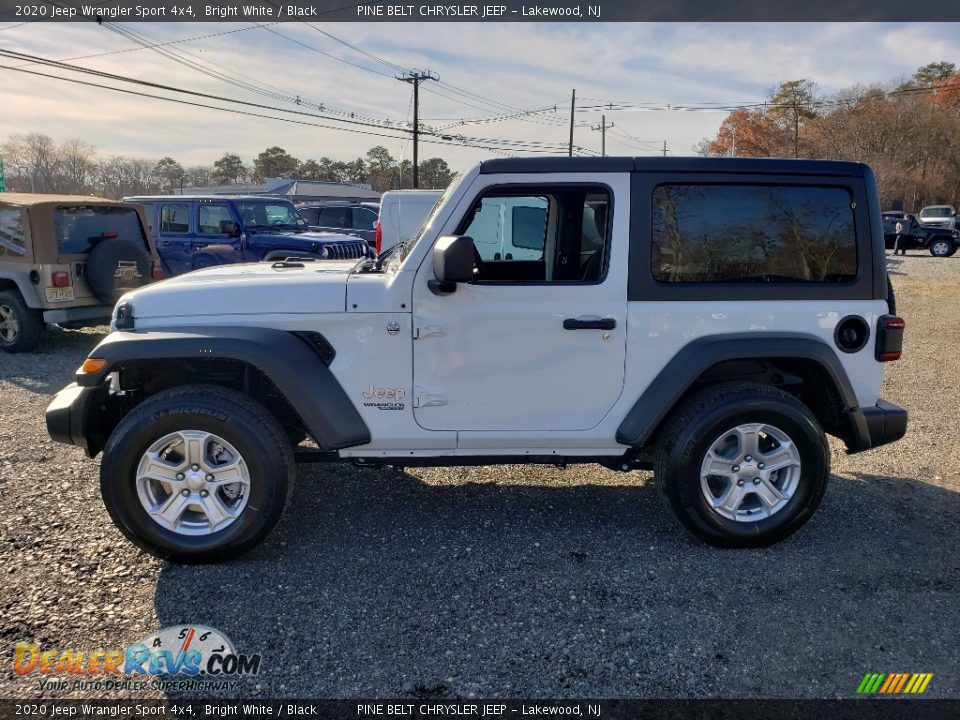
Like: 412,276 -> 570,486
78,326 -> 370,451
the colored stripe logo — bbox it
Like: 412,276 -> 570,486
857,673 -> 933,694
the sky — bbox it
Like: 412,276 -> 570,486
0,21 -> 958,175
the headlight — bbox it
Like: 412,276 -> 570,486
114,302 -> 135,330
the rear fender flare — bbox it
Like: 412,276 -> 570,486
615,332 -> 869,450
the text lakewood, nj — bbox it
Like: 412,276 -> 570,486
358,4 -> 600,17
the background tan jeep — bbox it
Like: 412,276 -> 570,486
0,194 -> 161,353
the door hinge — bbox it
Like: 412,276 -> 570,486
414,386 -> 448,408
413,321 -> 446,340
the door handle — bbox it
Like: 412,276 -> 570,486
563,317 -> 617,330
160,241 -> 174,247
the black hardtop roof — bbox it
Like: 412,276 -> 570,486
478,156 -> 868,177
123,195 -> 297,203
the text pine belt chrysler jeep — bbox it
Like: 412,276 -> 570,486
46,157 -> 908,562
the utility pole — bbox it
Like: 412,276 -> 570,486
568,89 -> 576,157
591,115 -> 614,156
397,70 -> 438,188
662,141 -> 668,157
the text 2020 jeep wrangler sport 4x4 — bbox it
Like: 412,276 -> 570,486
46,157 -> 907,562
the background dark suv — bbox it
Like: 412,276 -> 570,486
297,201 -> 380,247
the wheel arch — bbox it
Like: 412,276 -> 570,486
0,273 -> 41,308
76,326 -> 370,453
616,333 -> 870,453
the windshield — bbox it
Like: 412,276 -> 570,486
54,206 -> 147,255
233,200 -> 305,228
921,207 -> 954,218
401,172 -> 466,261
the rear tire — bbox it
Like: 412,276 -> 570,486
0,290 -> 44,353
100,384 -> 295,563
654,382 -> 829,548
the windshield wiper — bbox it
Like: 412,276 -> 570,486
375,241 -> 406,270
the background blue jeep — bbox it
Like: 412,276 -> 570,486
125,195 -> 373,276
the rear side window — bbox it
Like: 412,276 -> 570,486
651,184 -> 857,283
299,208 -> 320,225
198,204 -> 234,235
54,206 -> 147,255
0,207 -> 27,257
351,206 -> 378,231
160,203 -> 190,234
316,207 -> 349,228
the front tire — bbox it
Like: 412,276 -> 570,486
654,382 -> 829,548
100,385 -> 295,563
0,290 -> 44,353
930,238 -> 953,257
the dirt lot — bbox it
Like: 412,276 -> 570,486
1,253 -> 958,700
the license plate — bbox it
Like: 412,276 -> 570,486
45,287 -> 75,303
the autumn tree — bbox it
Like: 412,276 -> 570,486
768,79 -> 819,157
701,64 -> 960,209
705,108 -> 779,157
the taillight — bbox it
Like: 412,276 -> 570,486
51,271 -> 71,288
375,219 -> 382,255
876,315 -> 905,362
101,231 -> 118,239
151,263 -> 164,281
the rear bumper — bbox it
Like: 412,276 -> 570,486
46,383 -> 105,457
847,399 -> 908,454
42,305 -> 112,325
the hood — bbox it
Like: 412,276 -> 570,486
121,260 -> 358,319
250,228 -> 362,243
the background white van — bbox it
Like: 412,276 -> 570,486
377,189 -> 442,254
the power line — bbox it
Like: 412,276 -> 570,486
0,57 -> 580,156
102,22 -> 398,128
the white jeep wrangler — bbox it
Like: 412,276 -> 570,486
46,157 -> 907,562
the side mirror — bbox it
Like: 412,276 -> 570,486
431,236 -> 476,295
220,220 -> 240,237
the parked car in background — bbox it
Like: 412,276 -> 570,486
377,189 -> 443,254
0,194 -> 160,353
881,212 -> 958,257
126,195 -> 372,277
297,201 -> 380,247
917,204 -> 957,230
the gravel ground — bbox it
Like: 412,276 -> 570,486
1,253 -> 958,700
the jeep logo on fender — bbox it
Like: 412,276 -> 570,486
362,385 -> 406,411
363,386 -> 405,401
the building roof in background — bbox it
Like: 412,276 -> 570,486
177,177 -> 380,201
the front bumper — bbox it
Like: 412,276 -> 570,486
46,382 -> 106,457
848,399 -> 908,453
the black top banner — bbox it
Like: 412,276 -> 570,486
1,0 -> 960,22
